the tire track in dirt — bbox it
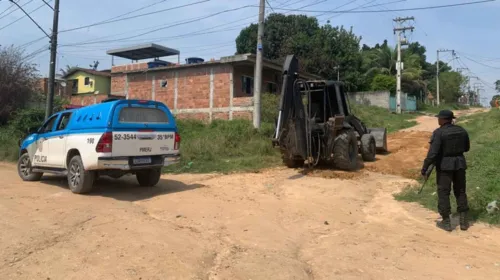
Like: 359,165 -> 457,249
1,109 -> 499,280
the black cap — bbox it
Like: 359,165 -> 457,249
435,109 -> 455,119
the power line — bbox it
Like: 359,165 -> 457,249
60,5 -> 256,47
459,53 -> 500,70
5,0 -> 50,38
59,0 -> 209,33
60,0 -> 399,48
265,0 -> 495,13
266,0 -> 275,12
0,0 -> 49,31
0,0 -> 34,20
0,0 -> 17,17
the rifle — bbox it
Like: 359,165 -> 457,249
418,164 -> 435,194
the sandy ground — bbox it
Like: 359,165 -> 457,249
1,109 -> 499,280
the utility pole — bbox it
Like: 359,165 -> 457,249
252,0 -> 265,129
393,17 -> 414,114
467,76 -> 479,106
436,49 -> 455,106
473,83 -> 483,106
46,0 -> 60,119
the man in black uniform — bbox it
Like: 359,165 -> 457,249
421,110 -> 470,232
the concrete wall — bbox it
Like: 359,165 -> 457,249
110,63 -> 282,122
349,90 -> 390,109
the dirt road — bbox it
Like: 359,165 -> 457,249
1,111 -> 499,280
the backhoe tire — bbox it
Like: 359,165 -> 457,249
360,133 -> 376,162
333,129 -> 358,171
282,152 -> 304,168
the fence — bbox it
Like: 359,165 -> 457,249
349,90 -> 417,112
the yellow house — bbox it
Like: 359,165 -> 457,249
63,68 -> 111,95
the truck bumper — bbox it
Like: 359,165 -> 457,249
97,154 -> 181,170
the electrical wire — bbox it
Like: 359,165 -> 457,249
0,0 -> 34,20
266,0 -> 495,13
0,0 -> 16,17
60,5 -> 256,47
59,0 -> 210,33
0,0 -> 50,31
459,54 -> 500,70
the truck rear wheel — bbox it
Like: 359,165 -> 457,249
67,155 -> 95,194
136,168 -> 162,187
360,134 -> 376,162
17,153 -> 43,181
333,129 -> 358,171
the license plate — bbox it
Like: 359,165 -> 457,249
133,157 -> 152,165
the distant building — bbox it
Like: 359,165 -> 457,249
62,68 -> 112,106
102,43 -> 319,121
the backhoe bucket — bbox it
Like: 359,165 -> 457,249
368,127 -> 388,153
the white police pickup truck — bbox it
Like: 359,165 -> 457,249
17,99 -> 181,194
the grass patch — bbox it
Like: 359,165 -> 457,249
163,119 -> 281,174
418,103 -> 469,115
395,109 -> 500,224
0,127 -> 20,162
350,103 -> 417,133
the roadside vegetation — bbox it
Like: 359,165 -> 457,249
418,102 -> 470,115
164,93 -> 417,174
395,109 -> 500,224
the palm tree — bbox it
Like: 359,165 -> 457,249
364,44 -> 424,93
59,65 -> 78,76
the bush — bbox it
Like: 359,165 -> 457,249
0,108 -> 47,161
163,119 -> 281,174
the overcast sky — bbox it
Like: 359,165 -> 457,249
1,0 -> 499,104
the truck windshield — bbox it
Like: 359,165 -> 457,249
119,107 -> 169,124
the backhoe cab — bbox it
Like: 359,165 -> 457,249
272,55 -> 388,171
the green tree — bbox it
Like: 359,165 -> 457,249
495,80 -> 500,92
370,74 -> 396,94
0,45 -> 39,124
235,14 -> 364,91
427,71 -> 466,103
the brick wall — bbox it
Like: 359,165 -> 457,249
69,94 -> 109,106
110,63 -> 266,122
37,78 -> 72,98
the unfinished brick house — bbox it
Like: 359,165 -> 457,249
106,43 -> 318,121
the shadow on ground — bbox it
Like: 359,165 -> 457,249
39,175 -> 206,202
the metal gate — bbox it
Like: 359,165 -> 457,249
390,95 -> 417,112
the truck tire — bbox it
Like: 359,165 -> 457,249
67,155 -> 95,194
360,134 -> 376,162
333,129 -> 358,171
136,168 -> 162,187
17,153 -> 43,181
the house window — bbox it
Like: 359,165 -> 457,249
84,77 -> 90,86
266,82 -> 278,94
241,76 -> 254,95
71,79 -> 78,94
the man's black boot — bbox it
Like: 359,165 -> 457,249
460,212 -> 469,231
438,216 -> 452,232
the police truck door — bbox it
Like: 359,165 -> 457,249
32,115 -> 58,167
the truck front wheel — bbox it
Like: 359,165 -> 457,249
67,155 -> 95,194
136,168 -> 162,187
17,153 -> 43,181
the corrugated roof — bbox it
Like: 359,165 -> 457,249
106,43 -> 180,60
63,68 -> 111,79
